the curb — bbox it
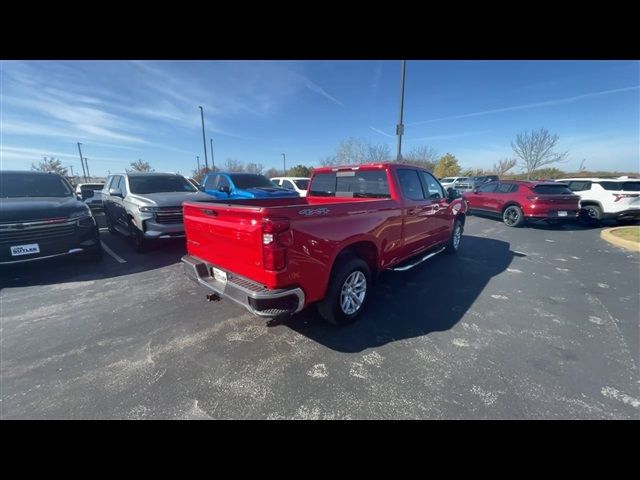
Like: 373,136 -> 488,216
600,227 -> 640,252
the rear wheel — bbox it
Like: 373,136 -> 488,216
503,205 -> 525,227
318,256 -> 371,326
579,205 -> 602,226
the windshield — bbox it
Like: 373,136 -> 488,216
128,175 -> 196,194
293,179 -> 309,190
0,173 -> 73,198
230,174 -> 274,189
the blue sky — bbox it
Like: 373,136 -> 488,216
1,60 -> 638,176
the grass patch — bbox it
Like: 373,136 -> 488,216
611,226 -> 640,243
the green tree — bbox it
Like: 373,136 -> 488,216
511,128 -> 568,180
434,153 -> 461,178
287,164 -> 313,177
128,159 -> 154,172
31,157 -> 68,176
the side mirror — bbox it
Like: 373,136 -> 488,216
81,189 -> 95,200
447,187 -> 459,200
218,185 -> 231,195
109,188 -> 123,198
473,188 -> 479,194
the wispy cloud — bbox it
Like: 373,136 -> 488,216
405,85 -> 640,126
300,76 -> 344,107
371,62 -> 383,96
369,126 -> 395,138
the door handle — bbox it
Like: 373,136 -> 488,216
432,204 -> 440,211
408,208 -> 419,215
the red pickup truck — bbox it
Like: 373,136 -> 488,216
181,163 -> 467,325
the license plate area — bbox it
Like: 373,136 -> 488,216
10,243 -> 40,256
558,211 -> 568,217
212,267 -> 228,283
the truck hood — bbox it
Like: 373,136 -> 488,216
127,191 -> 212,207
0,196 -> 88,223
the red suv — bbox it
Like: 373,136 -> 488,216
461,180 -> 580,227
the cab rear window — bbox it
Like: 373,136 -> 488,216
309,171 -> 390,198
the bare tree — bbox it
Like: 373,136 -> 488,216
127,159 -> 154,172
403,146 -> 439,170
264,167 -> 280,179
224,158 -> 244,172
493,158 -> 517,176
31,157 -> 68,176
245,162 -> 264,175
511,128 -> 568,180
367,143 -> 391,163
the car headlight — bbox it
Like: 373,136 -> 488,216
139,206 -> 161,212
69,209 -> 93,220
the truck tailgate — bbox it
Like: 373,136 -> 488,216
183,202 -> 266,284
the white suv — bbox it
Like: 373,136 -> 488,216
270,177 -> 310,197
556,177 -> 640,225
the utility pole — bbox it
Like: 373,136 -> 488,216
77,142 -> 87,182
210,138 -> 215,171
197,155 -> 200,171
70,165 -> 74,177
199,106 -> 209,170
396,60 -> 406,162
281,153 -> 286,176
84,157 -> 90,181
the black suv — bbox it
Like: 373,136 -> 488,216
0,171 -> 102,265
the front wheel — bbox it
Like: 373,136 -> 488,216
503,205 -> 525,227
128,218 -> 147,253
105,212 -> 117,234
317,256 -> 371,326
445,219 -> 463,254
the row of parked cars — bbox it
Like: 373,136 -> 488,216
2,165 -> 638,325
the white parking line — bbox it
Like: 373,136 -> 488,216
100,241 -> 127,263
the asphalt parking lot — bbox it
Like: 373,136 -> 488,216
1,213 -> 638,419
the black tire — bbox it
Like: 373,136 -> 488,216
502,205 -> 525,227
105,212 -> 117,235
444,219 -> 463,254
579,205 -> 602,226
317,256 -> 371,326
128,217 -> 147,253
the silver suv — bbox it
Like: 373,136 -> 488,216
102,172 -> 211,252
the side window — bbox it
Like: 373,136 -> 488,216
113,176 -> 123,192
204,175 -> 218,190
567,181 -> 591,192
104,176 -> 114,190
420,171 -> 445,199
218,175 -> 231,189
478,182 -> 498,193
282,180 -> 295,190
397,169 -> 426,201
496,183 -> 513,193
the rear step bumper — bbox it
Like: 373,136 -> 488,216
181,255 -> 305,317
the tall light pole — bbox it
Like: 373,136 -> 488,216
396,60 -> 406,162
69,165 -> 75,177
210,138 -> 215,171
84,157 -> 90,181
196,155 -> 201,171
281,153 -> 286,176
198,106 -> 209,170
77,142 -> 87,182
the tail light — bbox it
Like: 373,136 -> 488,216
613,193 -> 638,202
262,217 -> 291,271
527,195 -> 538,201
